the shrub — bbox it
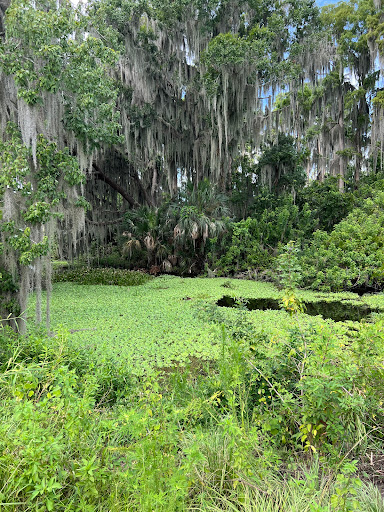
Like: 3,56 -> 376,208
297,176 -> 355,232
0,360 -> 119,511
53,267 -> 152,286
212,218 -> 273,275
223,321 -> 384,459
300,191 -> 384,291
210,198 -> 316,276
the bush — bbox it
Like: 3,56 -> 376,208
0,359 -> 119,511
300,191 -> 384,291
212,218 -> 273,275
210,197 -> 316,276
215,304 -> 384,458
53,267 -> 152,286
297,176 -> 355,232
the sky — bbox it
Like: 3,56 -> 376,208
316,0 -> 339,6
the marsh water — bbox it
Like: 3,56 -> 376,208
217,296 -> 382,322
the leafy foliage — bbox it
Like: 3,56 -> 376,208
0,124 -> 90,325
121,179 -> 231,274
31,276 -> 381,380
209,196 -> 313,276
296,176 -> 355,232
53,267 -> 152,286
257,134 -> 306,195
210,218 -> 272,276
300,191 -> 384,291
1,0 -> 121,147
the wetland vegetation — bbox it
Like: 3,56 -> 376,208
2,0 -> 384,509
1,273 -> 384,511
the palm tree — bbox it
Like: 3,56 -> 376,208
122,180 -> 231,273
122,206 -> 169,267
168,179 -> 231,271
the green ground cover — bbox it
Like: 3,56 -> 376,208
29,276 -> 384,376
2,275 -> 384,511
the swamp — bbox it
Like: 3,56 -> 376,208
2,0 -> 384,509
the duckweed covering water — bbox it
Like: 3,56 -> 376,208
29,277 -> 384,375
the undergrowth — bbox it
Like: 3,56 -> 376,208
1,292 -> 384,510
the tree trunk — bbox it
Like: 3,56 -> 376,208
337,67 -> 346,193
0,0 -> 11,38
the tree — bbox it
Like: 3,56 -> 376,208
0,0 -> 121,330
3,0 -> 384,329
82,0 -> 322,218
170,179 -> 230,269
122,179 -> 230,273
272,0 -> 384,190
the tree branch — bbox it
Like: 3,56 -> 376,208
92,163 -> 139,208
86,217 -> 125,226
111,147 -> 156,208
